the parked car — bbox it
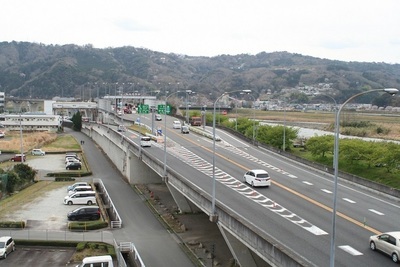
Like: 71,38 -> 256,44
65,152 -> 79,158
181,125 -> 190,134
77,255 -> 114,267
172,120 -> 182,129
155,114 -> 162,121
140,136 -> 152,147
66,162 -> 82,170
65,155 -> 80,162
68,185 -> 93,196
370,231 -> 400,263
64,191 -> 96,205
243,169 -> 271,187
11,154 -> 26,162
0,236 -> 15,259
31,148 -> 45,156
65,157 -> 81,165
67,206 -> 101,221
67,182 -> 88,192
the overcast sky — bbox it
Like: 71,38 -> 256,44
2,0 -> 400,64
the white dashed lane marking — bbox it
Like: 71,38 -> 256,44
343,198 -> 356,204
338,245 -> 363,256
321,189 -> 332,194
369,209 -> 385,216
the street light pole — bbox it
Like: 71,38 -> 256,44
329,88 -> 398,267
163,91 -> 181,180
211,89 -> 251,222
283,101 -> 286,151
185,90 -> 192,124
247,94 -> 256,145
315,94 -> 338,168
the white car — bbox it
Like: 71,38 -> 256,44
243,169 -> 271,187
65,157 -> 81,165
0,236 -> 15,259
67,182 -> 88,192
172,120 -> 182,129
140,136 -> 152,147
155,114 -> 162,121
32,148 -> 45,156
370,231 -> 400,263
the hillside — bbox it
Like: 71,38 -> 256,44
0,41 -> 400,106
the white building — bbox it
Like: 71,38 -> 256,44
0,113 -> 61,133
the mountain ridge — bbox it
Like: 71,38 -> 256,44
0,41 -> 399,106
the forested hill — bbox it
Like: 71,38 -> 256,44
1,41 -> 400,105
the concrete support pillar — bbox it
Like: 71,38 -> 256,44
217,223 -> 258,267
166,183 -> 193,213
127,149 -> 160,184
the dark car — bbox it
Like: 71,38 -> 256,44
67,206 -> 101,221
11,154 -> 26,162
66,162 -> 82,170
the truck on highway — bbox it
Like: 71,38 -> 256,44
189,116 -> 202,126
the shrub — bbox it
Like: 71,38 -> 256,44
0,221 -> 26,228
76,242 -> 87,252
68,221 -> 108,231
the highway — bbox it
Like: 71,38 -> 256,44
120,112 -> 400,266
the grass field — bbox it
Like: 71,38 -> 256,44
235,109 -> 400,140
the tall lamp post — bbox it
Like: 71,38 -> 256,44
211,89 -> 251,222
245,93 -> 256,145
163,91 -> 181,180
185,90 -> 192,124
329,88 -> 398,267
315,94 -> 338,168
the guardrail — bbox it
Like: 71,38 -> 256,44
94,178 -> 122,228
119,242 -> 146,267
188,125 -> 221,141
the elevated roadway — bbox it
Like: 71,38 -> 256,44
85,112 -> 400,266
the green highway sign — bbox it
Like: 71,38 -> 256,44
138,104 -> 149,114
158,104 -> 171,115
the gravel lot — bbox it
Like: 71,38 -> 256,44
28,154 -> 69,179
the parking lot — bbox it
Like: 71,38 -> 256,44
0,154 -> 98,266
2,154 -> 93,230
0,246 -> 77,267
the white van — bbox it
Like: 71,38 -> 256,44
140,136 -> 152,147
64,191 -> 96,205
76,255 -> 114,267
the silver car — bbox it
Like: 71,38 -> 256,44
0,236 -> 15,259
370,231 -> 400,263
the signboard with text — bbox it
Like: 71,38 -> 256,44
138,104 -> 149,114
157,104 -> 172,115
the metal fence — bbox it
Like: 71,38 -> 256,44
94,178 -> 123,228
0,228 -> 114,243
